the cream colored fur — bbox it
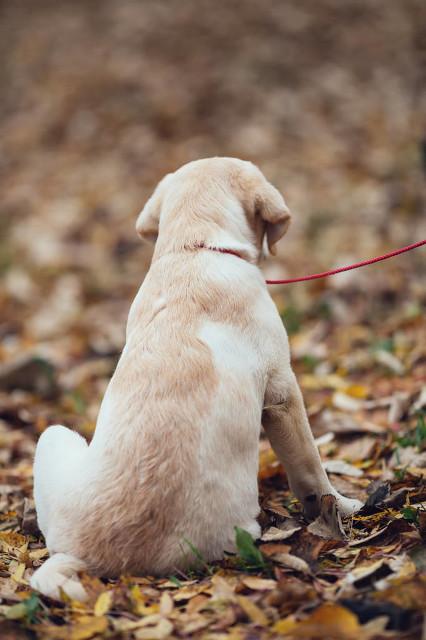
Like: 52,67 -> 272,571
31,158 -> 362,600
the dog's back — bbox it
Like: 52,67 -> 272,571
54,248 -> 283,576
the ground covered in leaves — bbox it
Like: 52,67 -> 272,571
0,1 -> 425,638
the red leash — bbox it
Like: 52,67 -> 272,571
265,239 -> 426,285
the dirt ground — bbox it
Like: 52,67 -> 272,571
0,1 -> 425,638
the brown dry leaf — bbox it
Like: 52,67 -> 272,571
236,595 -> 269,626
259,542 -> 291,557
29,547 -> 49,562
208,574 -> 238,602
332,391 -> 364,412
134,617 -> 174,640
241,577 -> 277,591
185,594 -> 209,615
258,446 -> 284,480
273,553 -> 311,574
39,615 -> 108,639
337,436 -> 378,462
349,523 -> 391,547
273,603 -> 360,638
172,583 -> 210,602
375,575 -> 426,610
262,498 -> 291,518
0,4 -> 424,639
177,613 -> 211,635
159,591 -> 174,616
307,494 -> 347,540
20,498 -> 39,536
261,518 -> 301,542
322,460 -> 363,477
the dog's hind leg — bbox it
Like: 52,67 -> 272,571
30,553 -> 88,600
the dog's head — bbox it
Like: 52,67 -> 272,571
136,158 -> 291,259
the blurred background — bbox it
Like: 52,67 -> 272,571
0,0 -> 424,438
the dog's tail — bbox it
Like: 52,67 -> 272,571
30,553 -> 88,601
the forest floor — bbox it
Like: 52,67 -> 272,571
0,1 -> 425,638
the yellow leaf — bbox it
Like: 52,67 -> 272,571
274,604 -> 360,638
159,591 -> 174,616
300,374 -> 347,391
236,595 -> 269,626
345,384 -> 369,398
0,531 -> 27,549
309,603 -> 359,630
11,562 -> 26,584
94,590 -> 112,617
134,617 -> 173,640
273,616 -> 298,634
29,548 -> 49,561
209,574 -> 237,601
258,447 -> 284,480
40,615 -> 108,639
241,577 -> 277,591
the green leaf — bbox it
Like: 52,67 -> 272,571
371,337 -> 394,353
182,538 -> 213,575
6,594 -> 41,622
234,527 -> 265,568
394,466 -> 407,481
401,506 -> 419,524
395,411 -> 426,450
415,412 -> 426,448
168,575 -> 183,588
280,306 -> 301,336
301,355 -> 320,372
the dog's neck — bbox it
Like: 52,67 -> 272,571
154,218 -> 260,264
192,242 -> 245,261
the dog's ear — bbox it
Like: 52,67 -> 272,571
256,182 -> 291,255
136,175 -> 171,242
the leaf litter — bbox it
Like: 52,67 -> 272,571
0,0 -> 425,638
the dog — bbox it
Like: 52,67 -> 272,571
30,158 -> 362,600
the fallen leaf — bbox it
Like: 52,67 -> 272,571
333,391 -> 363,412
241,577 -> 277,591
0,355 -> 57,397
273,603 -> 360,638
39,615 -> 108,639
307,494 -> 346,540
323,460 -> 363,477
261,518 -> 301,542
159,591 -> 174,616
374,350 -> 405,375
375,575 -> 426,611
258,542 -> 291,557
134,617 -> 173,640
236,595 -> 269,626
94,590 -> 113,616
363,481 -> 391,511
20,498 -> 39,536
273,553 -> 311,574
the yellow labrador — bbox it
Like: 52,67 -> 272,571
31,158 -> 361,600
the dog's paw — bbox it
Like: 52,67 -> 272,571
30,555 -> 88,602
333,493 -> 363,518
31,568 -> 87,601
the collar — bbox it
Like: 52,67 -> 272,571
193,242 -> 244,261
